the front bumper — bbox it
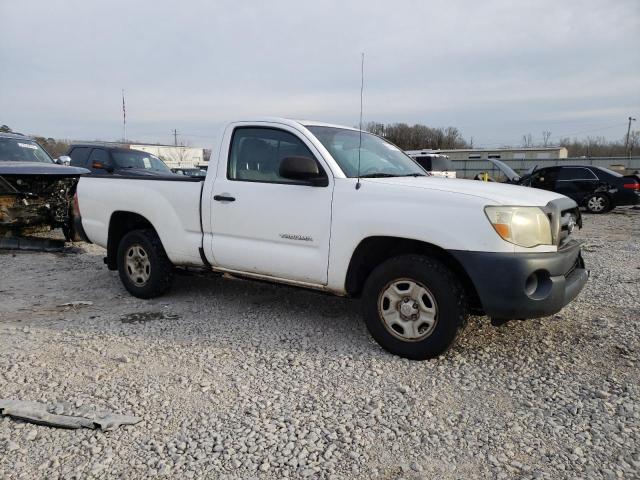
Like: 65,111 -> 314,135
450,240 -> 588,320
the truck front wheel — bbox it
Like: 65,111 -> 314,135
116,229 -> 173,299
362,255 -> 467,360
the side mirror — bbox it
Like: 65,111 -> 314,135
56,155 -> 71,166
92,160 -> 114,172
279,156 -> 327,186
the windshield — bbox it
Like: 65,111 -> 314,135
0,138 -> 54,163
306,126 -> 426,178
112,150 -> 172,173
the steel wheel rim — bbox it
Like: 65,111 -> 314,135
378,278 -> 438,342
588,196 -> 605,212
125,244 -> 151,286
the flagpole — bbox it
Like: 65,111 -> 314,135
122,89 -> 127,142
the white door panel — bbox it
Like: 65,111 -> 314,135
209,124 -> 333,284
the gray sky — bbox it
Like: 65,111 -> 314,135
1,0 -> 639,148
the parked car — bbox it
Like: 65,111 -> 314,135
486,159 -> 640,213
74,118 -> 587,360
172,167 -> 208,178
405,150 -> 456,178
67,144 -> 178,177
0,133 -> 88,239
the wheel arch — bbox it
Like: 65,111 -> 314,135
344,236 -> 482,313
106,211 -> 158,270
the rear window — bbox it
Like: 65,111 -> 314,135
415,155 -> 452,172
414,156 -> 432,171
596,167 -> 623,178
112,150 -> 172,173
558,167 -> 597,181
69,147 -> 90,167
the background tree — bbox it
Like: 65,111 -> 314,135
365,122 -> 469,150
521,133 -> 533,148
33,136 -> 70,159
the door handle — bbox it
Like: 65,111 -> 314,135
214,195 -> 235,202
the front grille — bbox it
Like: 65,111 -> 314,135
544,198 -> 581,247
558,207 -> 580,247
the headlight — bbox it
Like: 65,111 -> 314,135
484,206 -> 552,247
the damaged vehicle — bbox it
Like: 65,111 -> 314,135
75,118 -> 589,360
482,159 -> 640,213
0,133 -> 89,240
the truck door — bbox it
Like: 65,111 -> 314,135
208,124 -> 333,285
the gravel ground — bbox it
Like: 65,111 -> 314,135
0,208 -> 638,479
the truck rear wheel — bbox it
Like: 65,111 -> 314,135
117,229 -> 173,299
361,255 -> 467,360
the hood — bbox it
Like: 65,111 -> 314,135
362,176 -> 566,206
0,161 -> 89,176
487,158 -> 521,182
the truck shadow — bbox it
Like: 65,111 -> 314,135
116,271 -> 375,355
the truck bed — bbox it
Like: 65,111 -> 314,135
77,176 -> 205,265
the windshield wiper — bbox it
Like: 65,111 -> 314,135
400,173 -> 427,177
358,173 -> 398,178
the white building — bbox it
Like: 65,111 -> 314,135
129,144 -> 206,169
435,147 -> 568,161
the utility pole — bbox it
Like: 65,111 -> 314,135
173,129 -> 178,146
625,116 -> 636,158
122,89 -> 127,142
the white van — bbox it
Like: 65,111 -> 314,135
405,150 -> 456,178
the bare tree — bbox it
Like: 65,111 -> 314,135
364,122 -> 385,136
364,122 -> 470,150
521,133 -> 533,148
629,130 -> 640,156
173,141 -> 193,168
542,130 -> 552,147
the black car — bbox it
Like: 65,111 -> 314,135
0,133 -> 88,238
171,167 -> 207,178
487,159 -> 640,213
67,144 -> 178,177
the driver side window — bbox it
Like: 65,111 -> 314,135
530,169 -> 558,190
228,127 -> 325,185
88,148 -> 111,172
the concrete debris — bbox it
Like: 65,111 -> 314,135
0,399 -> 141,431
57,301 -> 94,307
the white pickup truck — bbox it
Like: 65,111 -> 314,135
75,118 -> 588,359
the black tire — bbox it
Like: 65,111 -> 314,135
585,193 -> 611,214
116,229 -> 173,299
361,255 -> 467,360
